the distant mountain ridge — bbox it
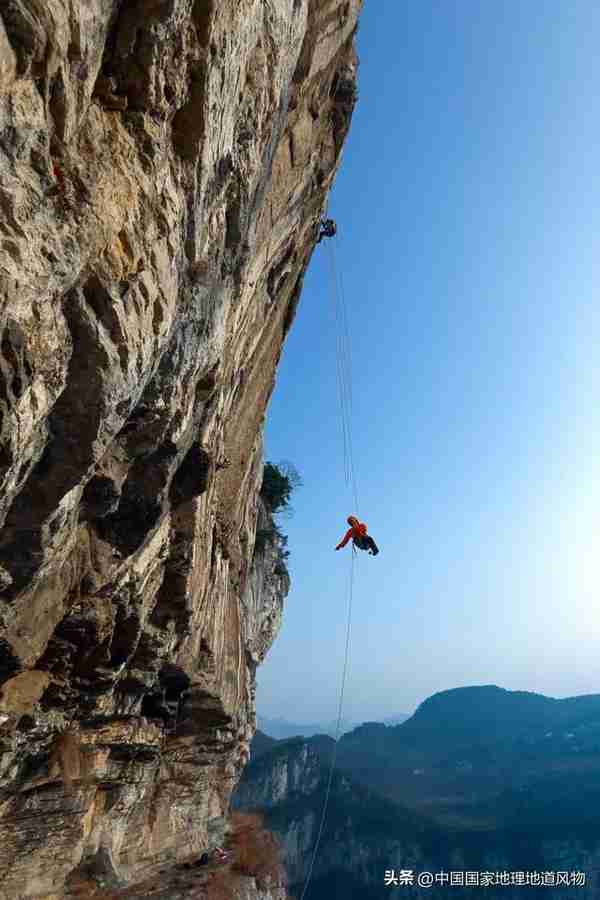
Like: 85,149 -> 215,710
258,683 -> 600,745
257,711 -> 410,740
257,714 -> 356,740
336,685 -> 600,827
341,685 -> 600,753
405,684 -> 600,736
256,686 -> 600,833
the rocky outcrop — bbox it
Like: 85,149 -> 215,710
234,737 -> 324,811
0,0 -> 362,896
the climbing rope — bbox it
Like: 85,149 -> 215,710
299,550 -> 354,900
331,229 -> 354,416
327,236 -> 359,514
327,238 -> 350,486
298,223 -> 358,900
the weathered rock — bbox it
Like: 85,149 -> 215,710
0,0 -> 362,896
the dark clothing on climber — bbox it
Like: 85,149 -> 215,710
184,852 -> 210,869
316,218 -> 337,243
336,516 -> 379,556
353,534 -> 379,555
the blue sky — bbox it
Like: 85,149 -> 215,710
258,1 -> 600,724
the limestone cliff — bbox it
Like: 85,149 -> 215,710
0,0 -> 362,896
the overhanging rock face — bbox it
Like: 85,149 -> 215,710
0,1 -> 362,896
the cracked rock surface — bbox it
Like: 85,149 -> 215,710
0,0 -> 362,896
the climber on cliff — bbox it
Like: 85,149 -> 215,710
335,516 -> 379,556
316,217 -> 337,244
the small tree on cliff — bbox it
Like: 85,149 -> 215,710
256,461 -> 301,569
260,461 -> 302,514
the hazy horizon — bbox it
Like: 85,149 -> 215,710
257,710 -> 410,726
259,683 -> 600,729
258,1 -> 600,724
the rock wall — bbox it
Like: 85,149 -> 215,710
234,738 -> 323,812
0,0 -> 363,896
234,738 -> 334,888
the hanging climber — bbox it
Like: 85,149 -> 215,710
316,217 -> 337,244
335,516 -> 379,555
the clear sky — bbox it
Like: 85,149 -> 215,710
257,0 -> 600,725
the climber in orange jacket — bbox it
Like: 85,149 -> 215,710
335,516 -> 379,555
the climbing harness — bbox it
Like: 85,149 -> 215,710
298,222 -> 359,900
